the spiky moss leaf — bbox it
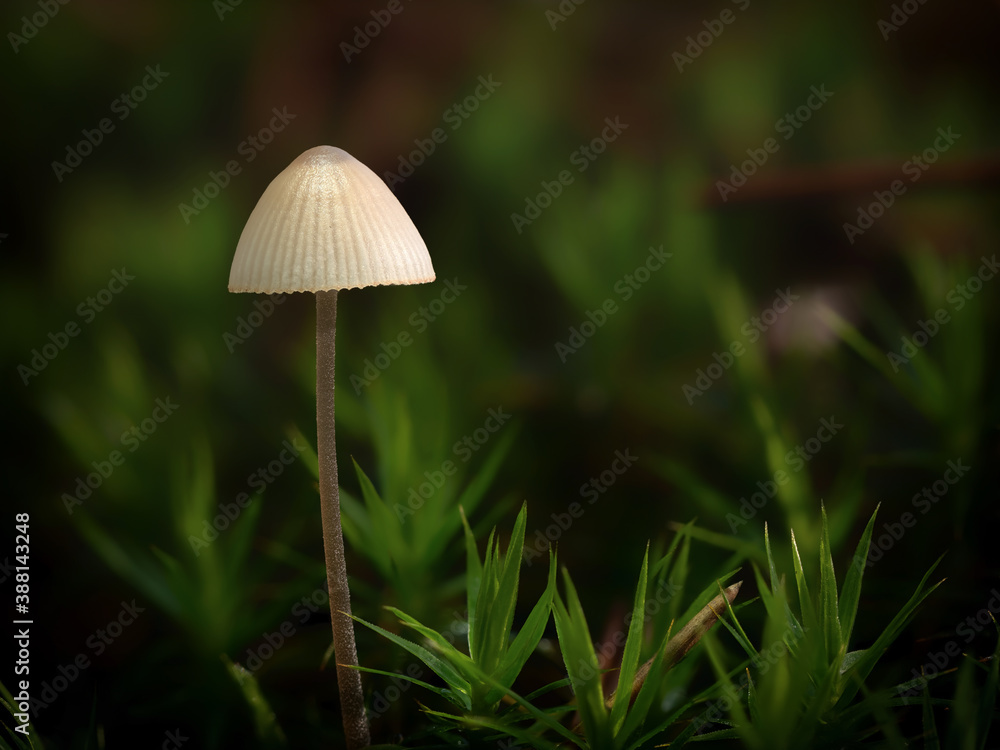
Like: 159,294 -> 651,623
701,634 -> 756,748
746,392 -> 812,540
172,442 -> 255,651
789,528 -> 817,637
673,568 -> 742,633
648,522 -> 695,653
450,424 -> 518,519
838,505 -> 879,647
644,522 -> 700,657
355,617 -> 575,744
835,555 -> 945,709
552,569 -> 611,747
352,664 -> 456,701
752,582 -> 810,750
459,506 -> 482,661
711,582 -> 758,663
338,487 -> 375,570
666,651 -> 752,748
448,714 -> 565,750
520,676 -> 574,704
818,505 -> 842,663
667,522 -> 768,566
765,524 -> 807,643
285,424 -> 318,481
421,424 -> 518,563
620,609 -> 707,750
673,528 -> 693,620
817,304 -> 942,421
858,682 -> 910,749
356,507 -> 553,716
350,613 -> 473,710
385,606 -> 477,674
763,523 -> 781,599
441,668 -> 584,749
75,511 -> 185,622
493,547 -> 556,701
351,460 -> 402,576
744,669 -> 762,736
670,726 -> 743,748
624,580 -> 743,711
477,503 -> 528,680
471,528 -> 497,674
798,659 -> 841,745
751,561 -> 779,619
222,656 -> 288,748
607,546 -> 649,736
650,520 -> 689,583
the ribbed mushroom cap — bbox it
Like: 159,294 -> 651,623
229,145 -> 434,293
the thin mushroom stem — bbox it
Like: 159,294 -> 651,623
316,289 -> 370,749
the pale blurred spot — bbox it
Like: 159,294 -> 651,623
767,285 -> 858,354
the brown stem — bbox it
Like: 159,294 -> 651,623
316,289 -> 370,749
700,155 -> 1000,208
605,581 -> 742,711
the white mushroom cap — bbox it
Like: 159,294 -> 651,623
229,145 -> 435,293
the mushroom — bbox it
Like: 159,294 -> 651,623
229,145 -> 435,748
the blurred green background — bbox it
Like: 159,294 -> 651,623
2,0 -> 998,747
